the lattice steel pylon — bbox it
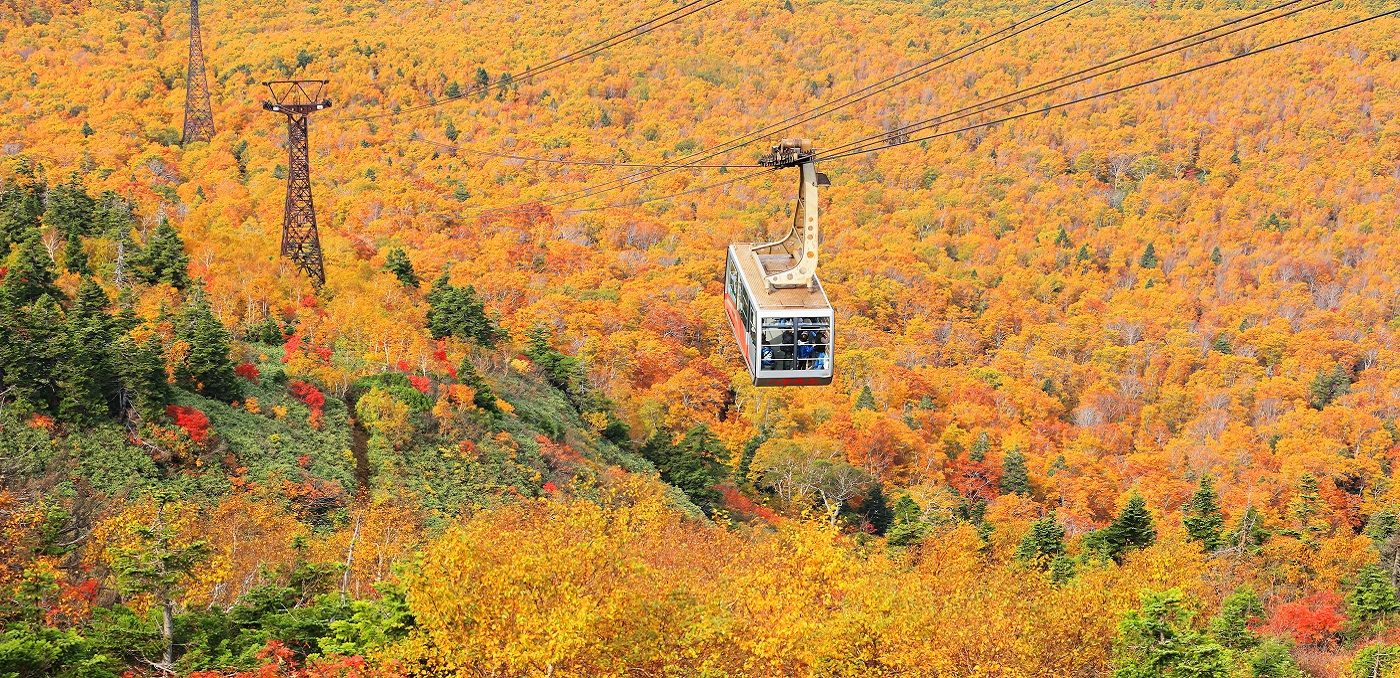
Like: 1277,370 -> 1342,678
262,80 -> 332,285
180,0 -> 215,144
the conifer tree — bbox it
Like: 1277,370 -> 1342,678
0,293 -> 65,413
1347,565 -> 1400,625
1105,493 -> 1157,561
1139,243 -> 1158,268
456,356 -> 499,412
969,432 -> 990,462
173,292 -> 241,402
640,425 -> 727,514
1308,365 -> 1350,410
384,248 -> 420,288
56,278 -> 114,423
886,493 -> 926,546
1183,474 -> 1226,552
1054,227 -> 1072,248
3,229 -> 62,307
854,384 -> 876,411
1015,510 -> 1066,569
1228,505 -> 1269,552
1209,246 -> 1223,264
110,494 -> 210,669
43,171 -> 95,237
62,231 -> 89,275
135,218 -> 191,290
0,160 -> 44,248
426,271 -> 501,347
1077,243 -> 1091,262
1208,588 -> 1263,649
1001,447 -> 1031,496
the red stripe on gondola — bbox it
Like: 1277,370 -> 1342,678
723,292 -> 752,370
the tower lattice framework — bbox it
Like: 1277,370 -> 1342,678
180,0 -> 215,144
262,80 -> 332,285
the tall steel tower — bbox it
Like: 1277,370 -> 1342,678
180,0 -> 215,144
262,80 -> 331,285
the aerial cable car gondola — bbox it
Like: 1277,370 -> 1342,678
724,138 -> 834,387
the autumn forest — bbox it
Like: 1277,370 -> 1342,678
2,0 -> 1399,674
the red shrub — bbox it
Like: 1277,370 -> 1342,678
289,380 -> 325,411
407,375 -> 432,394
1266,590 -> 1347,646
165,405 -> 211,444
719,485 -> 778,522
396,360 -> 411,373
235,363 -> 260,383
282,335 -> 301,363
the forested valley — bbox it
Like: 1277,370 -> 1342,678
2,0 -> 1400,675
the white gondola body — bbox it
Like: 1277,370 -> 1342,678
724,245 -> 834,386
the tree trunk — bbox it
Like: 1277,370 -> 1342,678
162,597 -> 175,669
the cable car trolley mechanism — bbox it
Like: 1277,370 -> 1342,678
724,138 -> 834,387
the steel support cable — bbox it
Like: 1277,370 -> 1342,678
422,7 -> 1396,221
523,0 -> 1093,205
339,0 -> 728,122
822,7 -> 1400,162
821,0 -> 1329,158
404,134 -> 764,168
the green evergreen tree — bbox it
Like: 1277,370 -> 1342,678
1139,243 -> 1158,268
1000,447 -> 1031,496
3,229 -> 62,307
173,292 -> 242,402
1347,565 -> 1400,625
1015,510 -> 1066,570
42,171 -> 95,237
383,248 -> 419,288
1208,588 -> 1263,650
854,384 -> 877,411
0,159 -> 44,248
1183,474 -> 1227,552
1288,473 -> 1326,542
886,493 -> 926,546
1308,365 -> 1350,410
56,278 -> 114,423
1209,246 -> 1223,265
110,493 -> 211,669
0,293 -> 65,413
640,425 -> 728,514
455,356 -> 499,412
134,218 -> 191,290
1077,243 -> 1092,262
426,271 -> 502,347
1210,333 -> 1232,354
969,431 -> 991,462
1104,493 -> 1157,562
62,231 -> 89,274
737,434 -> 764,483
1112,589 -> 1230,678
1054,226 -> 1072,248
1228,504 -> 1269,552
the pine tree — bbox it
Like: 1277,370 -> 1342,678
56,278 -> 114,423
3,229 -> 62,307
443,120 -> 459,142
42,171 -> 95,237
1113,589 -> 1230,678
1228,505 -> 1269,552
1077,243 -> 1091,262
854,384 -> 877,411
1183,474 -> 1227,552
1105,493 -> 1157,561
886,493 -> 926,546
63,232 -> 89,275
1015,510 -> 1066,569
0,293 -> 65,413
0,159 -> 44,248
1308,365 -> 1350,410
109,494 -> 210,669
969,432 -> 991,462
640,425 -> 727,514
1289,473 -> 1326,542
426,271 -> 502,347
1001,447 -> 1031,496
1209,246 -> 1223,265
384,248 -> 420,288
1139,243 -> 1158,268
737,435 -> 764,483
135,218 -> 191,290
173,292 -> 242,402
1208,588 -> 1263,649
1348,565 -> 1400,625
456,356 -> 499,412
1054,227 -> 1072,248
